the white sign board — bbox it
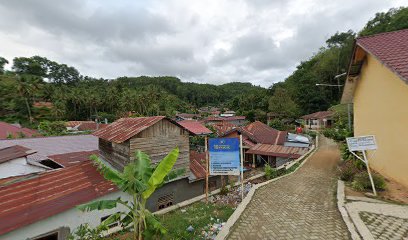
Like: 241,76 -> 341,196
346,135 -> 377,151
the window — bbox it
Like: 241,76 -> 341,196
101,214 -> 120,228
157,193 -> 174,210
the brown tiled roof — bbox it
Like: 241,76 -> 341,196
178,120 -> 212,135
247,144 -> 308,158
356,29 -> 408,83
189,151 -> 207,179
0,161 -> 117,235
301,111 -> 333,120
0,145 -> 36,164
93,116 -> 166,143
204,116 -> 246,122
0,122 -> 40,139
48,150 -> 99,167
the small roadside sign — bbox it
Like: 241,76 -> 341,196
346,135 -> 377,152
209,138 -> 240,175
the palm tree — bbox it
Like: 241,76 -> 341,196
15,74 -> 42,123
78,148 -> 181,240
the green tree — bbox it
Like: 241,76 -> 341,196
78,148 -> 181,240
38,121 -> 66,136
0,57 -> 8,74
359,7 -> 408,36
15,74 -> 43,123
268,87 -> 299,118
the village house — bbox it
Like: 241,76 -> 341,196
301,111 -> 334,130
175,113 -> 201,121
221,121 -> 310,169
341,29 -> 408,188
0,117 -> 223,240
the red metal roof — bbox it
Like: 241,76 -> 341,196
247,144 -> 308,158
178,120 -> 212,135
204,116 -> 246,122
48,150 -> 99,167
0,122 -> 40,139
356,29 -> 408,83
212,121 -> 237,136
93,116 -> 166,143
301,111 -> 333,120
189,151 -> 207,179
243,121 -> 287,145
0,161 -> 117,235
0,145 -> 36,164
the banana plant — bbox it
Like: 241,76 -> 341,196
77,147 -> 181,240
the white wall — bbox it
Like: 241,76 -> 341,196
0,191 -> 132,240
0,158 -> 45,179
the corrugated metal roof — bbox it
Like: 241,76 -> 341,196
243,121 -> 287,145
247,144 -> 308,158
190,151 -> 207,179
0,135 -> 98,162
93,116 -> 166,143
0,122 -> 40,139
0,161 -> 117,235
0,145 -> 36,164
48,150 -> 99,167
178,120 -> 212,135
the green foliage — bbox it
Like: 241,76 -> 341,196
219,185 -> 230,195
268,119 -> 286,131
78,148 -> 180,239
157,201 -> 234,240
322,128 -> 352,142
268,87 -> 299,119
352,172 -> 386,191
0,56 -> 8,74
16,132 -> 26,138
68,223 -> 105,240
359,7 -> 408,36
338,160 -> 360,182
264,164 -> 278,180
38,121 -> 66,136
304,130 -> 317,139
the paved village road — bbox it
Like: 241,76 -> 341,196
227,136 -> 350,240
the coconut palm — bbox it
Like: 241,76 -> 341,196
78,148 -> 181,240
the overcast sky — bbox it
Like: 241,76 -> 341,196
0,0 -> 406,87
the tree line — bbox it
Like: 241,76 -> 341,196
0,7 -> 407,128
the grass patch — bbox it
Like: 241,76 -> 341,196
158,201 -> 234,240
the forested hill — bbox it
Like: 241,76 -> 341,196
0,7 -> 407,127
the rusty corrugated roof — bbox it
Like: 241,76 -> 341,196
93,116 -> 166,143
0,161 -> 117,235
189,151 -> 207,179
0,145 -> 36,164
178,120 -> 212,135
247,144 -> 308,158
0,122 -> 40,139
48,150 -> 99,167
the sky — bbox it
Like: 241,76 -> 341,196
0,0 -> 406,87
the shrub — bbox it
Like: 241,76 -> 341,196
352,171 -> 386,191
219,185 -> 229,195
305,130 -> 317,139
338,160 -> 360,181
264,164 -> 278,180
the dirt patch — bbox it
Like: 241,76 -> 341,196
378,178 -> 408,204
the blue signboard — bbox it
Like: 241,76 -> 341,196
209,138 -> 240,175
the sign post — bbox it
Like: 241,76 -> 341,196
205,136 -> 209,203
346,135 -> 378,196
239,134 -> 244,201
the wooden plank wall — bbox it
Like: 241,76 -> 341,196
130,119 -> 190,178
99,138 -> 130,171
